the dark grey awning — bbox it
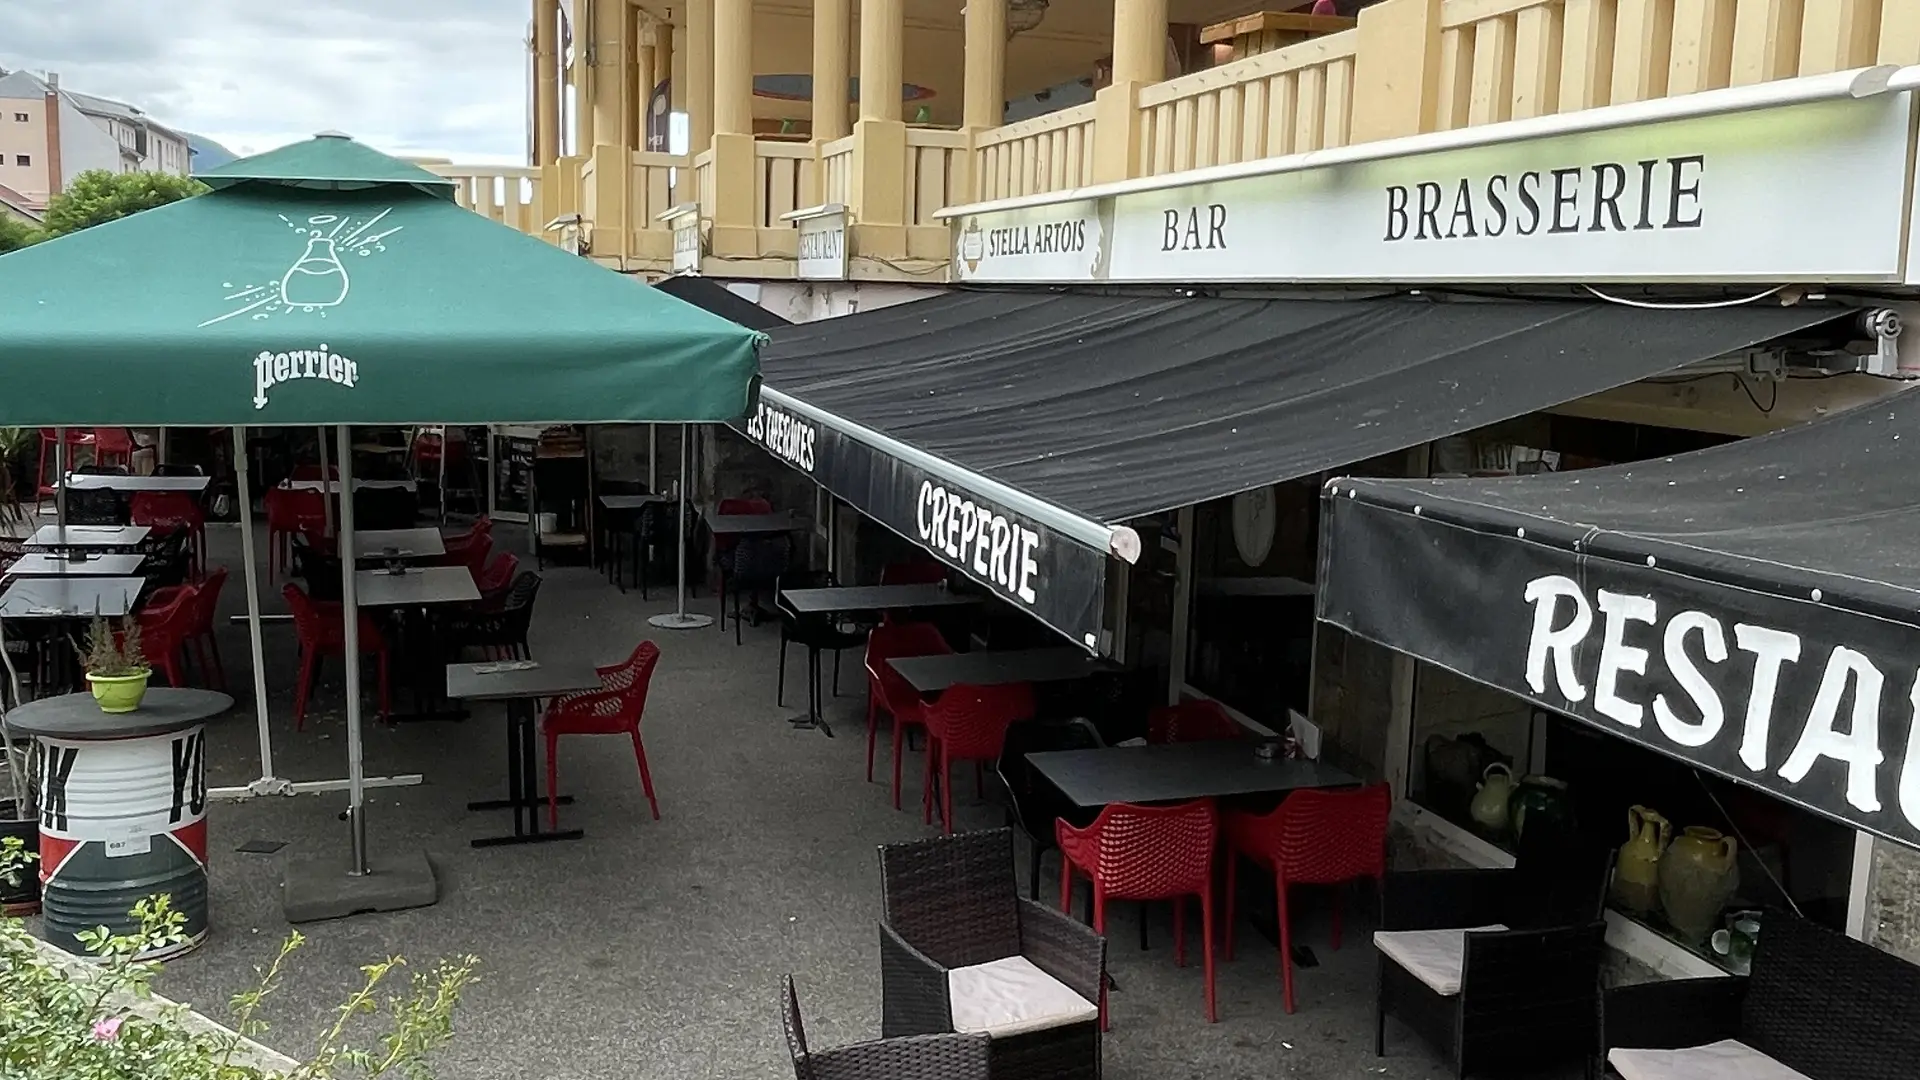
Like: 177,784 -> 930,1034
746,289 -> 1853,650
1319,388 -> 1920,848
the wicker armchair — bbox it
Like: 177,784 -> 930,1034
878,828 -> 1105,1080
782,975 -> 989,1080
1603,914 -> 1920,1080
1373,847 -> 1612,1079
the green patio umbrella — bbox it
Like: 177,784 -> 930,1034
0,133 -> 759,425
0,133 -> 762,920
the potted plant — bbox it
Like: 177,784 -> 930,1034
81,615 -> 151,714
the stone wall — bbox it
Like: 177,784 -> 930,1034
1867,838 -> 1920,964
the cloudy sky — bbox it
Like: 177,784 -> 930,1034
0,0 -> 532,163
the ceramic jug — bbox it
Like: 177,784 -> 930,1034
1659,826 -> 1740,943
1611,805 -> 1670,915
1508,775 -> 1572,844
1469,763 -> 1514,836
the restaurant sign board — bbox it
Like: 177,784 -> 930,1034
1320,490 -> 1920,850
795,206 -> 849,281
732,391 -> 1108,651
953,95 -> 1913,285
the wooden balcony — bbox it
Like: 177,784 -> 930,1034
454,0 -> 1920,282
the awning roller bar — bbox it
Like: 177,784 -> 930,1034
760,386 -> 1143,564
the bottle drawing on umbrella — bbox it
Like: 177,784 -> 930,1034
280,235 -> 350,310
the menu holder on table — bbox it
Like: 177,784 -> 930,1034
472,660 -> 541,675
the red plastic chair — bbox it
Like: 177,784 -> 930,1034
184,566 -> 229,691
1147,700 -> 1243,744
1223,783 -> 1392,1013
91,428 -> 134,471
265,488 -> 328,577
542,641 -> 662,828
35,428 -> 94,510
1058,799 -> 1221,1025
863,621 -> 952,808
474,551 -> 519,597
283,583 -> 390,730
130,491 -> 208,578
441,516 -> 492,566
921,681 -> 1036,834
133,587 -> 196,688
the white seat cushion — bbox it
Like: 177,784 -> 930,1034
1609,1039 -> 1813,1080
947,955 -> 1099,1039
1371,925 -> 1508,997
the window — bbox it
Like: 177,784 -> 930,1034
12,155 -> 28,167
11,112 -> 27,122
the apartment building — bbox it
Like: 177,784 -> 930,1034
0,67 -> 192,210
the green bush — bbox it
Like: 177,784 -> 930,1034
0,837 -> 477,1078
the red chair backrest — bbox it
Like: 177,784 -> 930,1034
1147,700 -> 1242,745
1269,783 -> 1392,885
93,428 -> 133,454
880,561 -> 948,586
192,566 -> 229,632
608,641 -> 661,703
267,488 -> 327,528
129,491 -> 202,528
924,682 -> 1036,760
864,621 -> 952,700
476,552 -> 519,594
282,582 -> 335,645
460,533 -> 494,573
136,587 -> 196,649
1082,799 -> 1219,899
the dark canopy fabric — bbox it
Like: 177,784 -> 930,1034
741,288 -> 1851,651
1318,389 -> 1920,848
758,290 -> 1849,523
651,276 -> 792,331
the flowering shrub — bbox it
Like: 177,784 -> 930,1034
0,836 -> 478,1078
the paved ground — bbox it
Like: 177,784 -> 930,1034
23,516 -> 1570,1079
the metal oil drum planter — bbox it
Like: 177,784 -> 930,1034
7,688 -> 232,959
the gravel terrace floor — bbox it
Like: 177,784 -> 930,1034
20,514 -> 1577,1080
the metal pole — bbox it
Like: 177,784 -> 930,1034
232,426 -> 284,794
439,425 -> 448,520
335,423 -> 369,874
486,426 -> 498,520
825,495 -> 836,581
317,427 -> 334,538
648,423 -> 711,630
54,427 -> 68,535
648,423 -> 658,491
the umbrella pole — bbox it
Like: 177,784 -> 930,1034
54,427 -> 67,535
336,423 -> 369,875
231,426 -> 286,795
318,427 -> 335,538
648,423 -> 657,491
648,423 -> 710,630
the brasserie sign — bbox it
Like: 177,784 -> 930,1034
952,94 -> 1911,285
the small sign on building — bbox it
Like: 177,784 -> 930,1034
659,204 -> 702,275
784,203 -> 849,281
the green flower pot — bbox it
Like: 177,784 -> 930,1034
86,669 -> 152,714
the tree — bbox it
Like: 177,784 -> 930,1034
38,169 -> 206,238
0,213 -> 39,254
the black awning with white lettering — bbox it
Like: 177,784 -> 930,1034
1319,389 -> 1920,848
743,288 -> 1849,651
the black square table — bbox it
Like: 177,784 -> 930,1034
4,553 -> 147,578
355,527 -> 448,560
60,474 -> 211,493
357,566 -> 481,722
448,659 -> 603,847
598,493 -> 672,511
779,582 -> 981,615
28,524 -> 153,550
888,647 -> 1100,694
704,510 -> 808,535
1025,741 -> 1362,808
0,576 -> 146,619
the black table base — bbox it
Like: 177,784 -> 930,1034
469,697 -> 583,847
786,647 -> 834,738
386,606 -> 469,724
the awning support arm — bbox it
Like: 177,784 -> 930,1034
761,387 -> 1142,564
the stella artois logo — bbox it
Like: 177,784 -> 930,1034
959,219 -> 985,273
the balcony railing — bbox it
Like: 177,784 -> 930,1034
453,0 -> 1917,279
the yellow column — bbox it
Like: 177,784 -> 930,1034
1350,0 -> 1443,144
573,2 -> 595,152
533,0 -> 561,165
1091,0 -> 1167,182
962,0 -> 1006,130
813,0 -> 851,141
589,0 -> 633,150
852,0 -> 908,256
709,0 -> 757,256
635,15 -> 655,149
681,0 -> 713,204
